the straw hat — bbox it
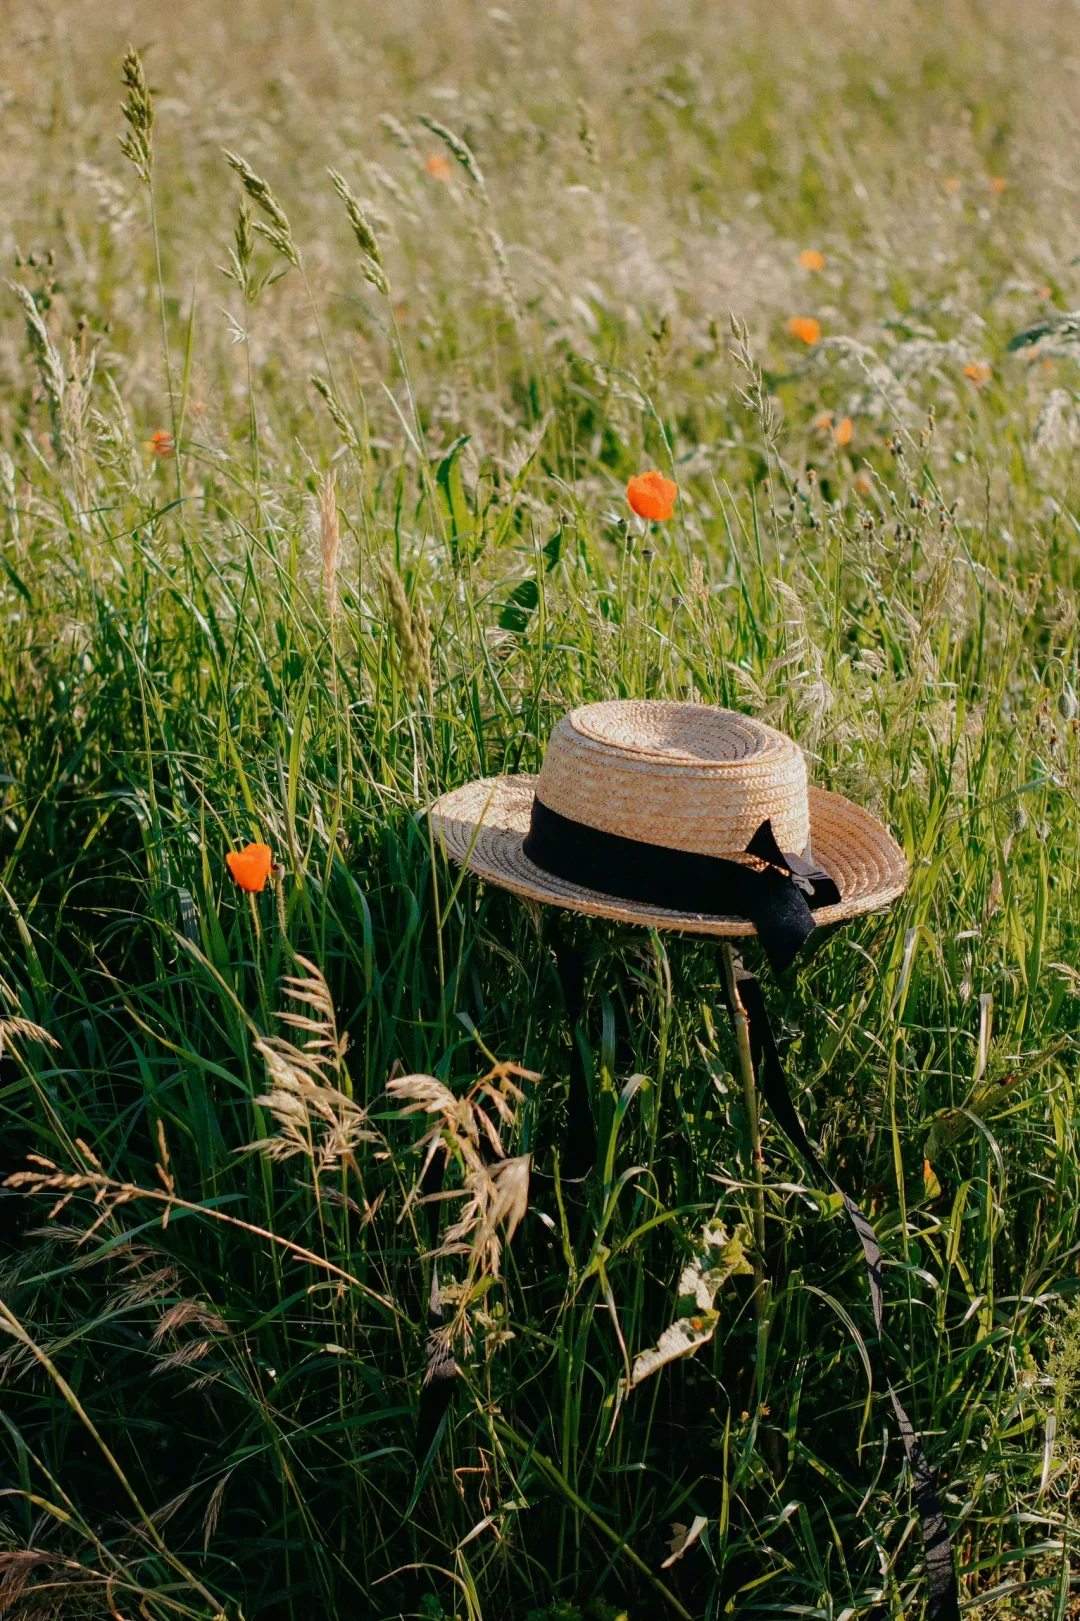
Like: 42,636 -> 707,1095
429,701 -> 907,953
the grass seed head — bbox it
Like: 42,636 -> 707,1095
222,150 -> 299,268
311,375 -> 362,456
118,47 -> 154,185
380,558 -> 430,702
417,115 -> 485,189
327,168 -> 389,295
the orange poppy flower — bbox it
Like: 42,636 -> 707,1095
800,248 -> 825,271
963,361 -> 992,388
786,316 -> 821,345
626,470 -> 677,522
426,153 -> 453,181
810,409 -> 834,433
990,176 -> 1007,194
147,429 -> 175,458
944,177 -> 961,196
833,416 -> 853,446
226,843 -> 273,893
853,468 -> 874,496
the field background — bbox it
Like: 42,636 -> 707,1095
3,1 -> 1080,1617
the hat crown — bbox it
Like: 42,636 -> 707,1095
535,700 -> 810,858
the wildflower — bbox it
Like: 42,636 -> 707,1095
1038,286 -> 1053,299
963,361 -> 992,388
147,429 -> 175,458
944,176 -> 961,196
990,176 -> 1007,194
853,468 -> 874,496
833,415 -> 853,446
626,470 -> 677,521
226,843 -> 273,893
800,248 -> 825,271
426,153 -> 453,182
810,409 -> 834,433
786,316 -> 821,345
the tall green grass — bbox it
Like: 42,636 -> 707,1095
3,4 -> 1080,1617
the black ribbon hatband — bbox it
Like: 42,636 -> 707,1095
523,797 -> 840,972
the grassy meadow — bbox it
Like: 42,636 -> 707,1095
5,0 -> 1080,1615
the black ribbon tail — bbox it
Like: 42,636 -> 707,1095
553,931 -> 596,1183
742,868 -> 818,975
744,819 -> 842,974
720,953 -> 960,1621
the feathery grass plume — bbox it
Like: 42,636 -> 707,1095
8,282 -> 66,447
326,168 -> 389,296
0,1016 -> 59,1061
486,224 -> 521,326
0,450 -> 19,553
380,557 -> 430,702
319,468 -> 340,624
417,115 -> 485,189
244,957 -> 377,1176
222,150 -> 300,269
368,160 -> 420,223
310,375 -> 362,456
379,112 -> 423,168
219,201 -> 274,304
389,1062 -> 535,1289
729,310 -> 781,454
118,47 -> 154,185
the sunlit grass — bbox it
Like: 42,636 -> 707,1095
2,3 -> 1080,1617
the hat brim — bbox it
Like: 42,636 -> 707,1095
429,775 -> 908,938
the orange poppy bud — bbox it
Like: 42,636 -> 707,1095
626,470 -> 677,522
226,843 -> 273,893
800,248 -> 825,271
786,316 -> 821,346
833,415 -> 853,446
963,361 -> 992,388
426,153 -> 453,182
147,429 -> 175,458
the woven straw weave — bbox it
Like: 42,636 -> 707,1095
537,701 -> 809,857
429,701 -> 909,938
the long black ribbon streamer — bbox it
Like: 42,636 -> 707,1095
721,955 -> 959,1621
552,930 -> 598,1184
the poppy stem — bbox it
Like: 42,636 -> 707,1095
719,942 -> 767,1323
